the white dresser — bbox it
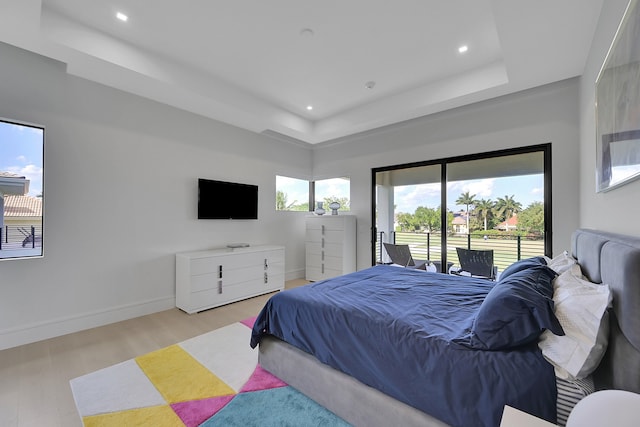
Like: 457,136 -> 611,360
305,215 -> 356,281
175,245 -> 285,314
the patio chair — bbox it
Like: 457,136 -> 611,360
452,247 -> 496,280
383,243 -> 428,270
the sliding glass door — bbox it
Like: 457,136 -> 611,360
372,144 -> 551,275
374,163 -> 442,265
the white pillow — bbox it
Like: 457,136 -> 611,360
538,264 -> 612,379
544,251 -> 577,275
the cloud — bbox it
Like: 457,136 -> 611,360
394,183 -> 440,213
448,179 -> 495,208
6,164 -> 43,196
465,179 -> 495,199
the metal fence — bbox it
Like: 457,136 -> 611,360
376,231 -> 545,273
0,225 -> 43,250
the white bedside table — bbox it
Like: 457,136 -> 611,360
566,390 -> 640,427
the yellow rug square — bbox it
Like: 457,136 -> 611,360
83,405 -> 183,427
135,344 -> 234,403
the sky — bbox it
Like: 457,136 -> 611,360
394,174 -> 544,214
0,120 -> 44,197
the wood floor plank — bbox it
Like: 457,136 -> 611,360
0,346 -> 21,426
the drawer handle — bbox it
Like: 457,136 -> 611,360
322,238 -> 325,249
321,225 -> 325,235
218,280 -> 222,294
264,272 -> 268,284
264,258 -> 268,270
218,265 -> 223,279
321,264 -> 324,274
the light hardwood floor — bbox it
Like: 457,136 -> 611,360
0,279 -> 308,427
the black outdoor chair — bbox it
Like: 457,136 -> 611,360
452,247 -> 496,280
383,243 -> 428,270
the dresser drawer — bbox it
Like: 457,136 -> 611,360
306,242 -> 344,258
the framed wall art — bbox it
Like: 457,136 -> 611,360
595,0 -> 640,192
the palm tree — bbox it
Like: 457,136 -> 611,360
494,195 -> 522,222
455,191 -> 477,234
474,198 -> 494,231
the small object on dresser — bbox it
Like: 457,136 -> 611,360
227,243 -> 250,248
329,201 -> 340,215
314,202 -> 326,215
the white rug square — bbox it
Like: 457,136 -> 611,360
179,322 -> 258,392
69,358 -> 165,417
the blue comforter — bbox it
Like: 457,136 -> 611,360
250,265 -> 557,427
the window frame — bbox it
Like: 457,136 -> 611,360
370,143 -> 552,267
276,175 -> 351,213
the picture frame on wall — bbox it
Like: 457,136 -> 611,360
595,0 -> 640,192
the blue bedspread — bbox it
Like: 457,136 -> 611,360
250,265 -> 557,427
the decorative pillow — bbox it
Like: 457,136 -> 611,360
470,266 -> 564,350
545,251 -> 578,275
538,264 -> 612,379
499,256 -> 547,281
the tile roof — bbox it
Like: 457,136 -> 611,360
452,216 -> 466,225
496,214 -> 518,229
3,195 -> 42,217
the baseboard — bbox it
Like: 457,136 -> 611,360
285,268 -> 305,281
0,296 -> 175,351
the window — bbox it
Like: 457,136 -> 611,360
372,144 -> 551,271
276,175 -> 309,211
276,175 -> 351,212
0,118 -> 45,260
314,177 -> 350,212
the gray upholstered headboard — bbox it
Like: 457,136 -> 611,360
571,229 -> 640,392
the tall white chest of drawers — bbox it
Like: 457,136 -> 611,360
176,245 -> 285,314
305,215 -> 356,281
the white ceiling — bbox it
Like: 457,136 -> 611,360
0,0 -> 604,145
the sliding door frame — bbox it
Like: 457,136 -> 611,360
370,143 -> 552,267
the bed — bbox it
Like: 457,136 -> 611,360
250,229 -> 640,426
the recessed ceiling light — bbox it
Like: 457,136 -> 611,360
116,12 -> 128,22
458,45 -> 468,53
306,105 -> 313,111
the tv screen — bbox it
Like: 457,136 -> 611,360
198,178 -> 258,219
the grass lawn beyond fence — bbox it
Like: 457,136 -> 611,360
382,232 -> 545,274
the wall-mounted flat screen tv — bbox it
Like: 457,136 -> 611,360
198,178 -> 258,219
0,117 -> 45,260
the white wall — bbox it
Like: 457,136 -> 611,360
0,42 -> 311,350
579,0 -> 640,237
312,79 -> 581,268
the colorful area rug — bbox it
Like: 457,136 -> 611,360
70,317 -> 350,426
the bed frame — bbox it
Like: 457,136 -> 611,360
258,229 -> 640,426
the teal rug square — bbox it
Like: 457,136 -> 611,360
201,386 -> 351,427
